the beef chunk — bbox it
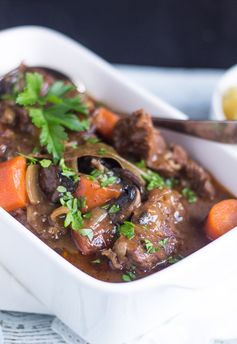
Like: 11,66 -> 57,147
72,207 -> 117,255
113,109 -> 177,175
171,145 -> 215,198
113,109 -> 167,160
113,109 -> 215,198
103,188 -> 186,272
39,165 -> 77,203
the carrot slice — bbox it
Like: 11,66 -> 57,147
205,199 -> 237,240
76,175 -> 120,211
93,107 -> 120,139
0,156 -> 27,211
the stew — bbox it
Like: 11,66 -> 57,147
0,65 -> 235,283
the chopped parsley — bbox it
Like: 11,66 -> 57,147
97,148 -> 107,155
39,159 -> 52,168
18,153 -> 52,168
86,137 -> 100,144
135,159 -> 146,169
18,153 -> 38,165
143,239 -> 157,254
136,160 -> 180,191
16,72 -> 89,162
57,186 -> 93,240
122,271 -> 136,282
119,221 -> 135,239
182,187 -> 197,203
83,212 -> 92,219
109,204 -> 120,214
90,169 -> 117,187
57,185 -> 67,193
91,258 -> 101,264
158,238 -> 169,248
167,256 -> 182,264
79,228 -> 93,241
59,158 -> 79,182
143,238 -> 169,254
142,169 -> 165,191
165,177 -> 179,189
78,197 -> 87,209
100,174 -> 117,187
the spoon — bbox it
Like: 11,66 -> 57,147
1,66 -> 237,144
151,117 -> 237,144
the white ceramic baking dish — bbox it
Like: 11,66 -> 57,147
1,26 -> 237,344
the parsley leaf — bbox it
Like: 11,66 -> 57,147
58,188 -> 83,228
142,169 -> 165,191
136,160 -> 180,191
16,72 -> 89,162
90,169 -> 117,187
18,153 -> 52,168
83,212 -> 92,219
143,239 -> 157,254
58,186 -> 93,241
97,148 -> 107,155
59,159 -> 79,182
109,204 -> 120,214
165,177 -> 179,189
18,153 -> 38,165
16,72 -> 43,106
119,221 -> 135,239
122,271 -> 136,282
158,238 -> 169,248
182,187 -> 197,203
39,159 -> 52,168
79,228 -> 94,241
47,81 -> 74,98
135,160 -> 146,169
167,256 -> 183,264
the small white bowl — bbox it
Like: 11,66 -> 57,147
212,64 -> 237,120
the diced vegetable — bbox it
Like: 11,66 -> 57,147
93,107 -> 120,139
0,156 -> 27,211
75,175 -> 120,210
205,199 -> 237,239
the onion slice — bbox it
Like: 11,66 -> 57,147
26,164 -> 45,205
50,206 -> 69,223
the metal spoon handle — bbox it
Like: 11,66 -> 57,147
152,117 -> 237,144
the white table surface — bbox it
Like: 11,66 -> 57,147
0,65 -> 226,343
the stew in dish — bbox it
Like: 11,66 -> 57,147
0,65 -> 236,283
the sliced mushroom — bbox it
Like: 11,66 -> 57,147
108,185 -> 141,224
64,142 -> 145,187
